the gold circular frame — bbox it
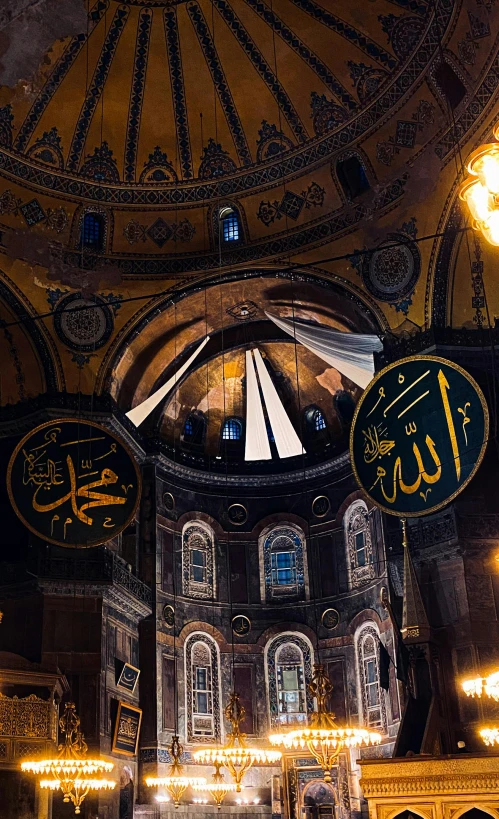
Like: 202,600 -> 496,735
227,503 -> 248,525
321,608 -> 340,630
7,418 -> 142,548
349,355 -> 489,518
312,495 -> 331,518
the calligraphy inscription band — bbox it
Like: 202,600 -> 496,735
350,356 -> 489,517
7,419 -> 141,547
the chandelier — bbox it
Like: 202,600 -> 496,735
146,734 -> 206,808
21,702 -> 115,815
480,727 -> 499,746
462,670 -> 499,701
193,692 -> 282,791
460,124 -> 499,245
268,664 -> 382,782
193,761 -> 237,810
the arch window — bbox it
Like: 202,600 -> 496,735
182,521 -> 215,600
80,211 -> 105,251
182,411 -> 206,449
314,410 -> 327,431
219,206 -> 240,242
266,634 -> 313,727
356,625 -> 386,731
261,525 -> 307,602
222,417 -> 243,440
434,62 -> 466,110
336,155 -> 370,200
185,634 -> 221,742
344,500 -> 375,588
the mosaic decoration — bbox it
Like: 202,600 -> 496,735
378,13 -> 426,60
226,300 -> 259,321
80,142 -> 120,183
53,292 -> 114,352
67,4 -> 129,173
348,62 -> 389,105
256,121 -> 294,162
344,501 -> 375,588
139,146 -> 177,184
0,105 -> 13,149
213,0 -> 307,143
123,216 -> 195,246
198,138 -> 237,180
458,11 -> 490,66
125,8 -> 152,183
182,522 -> 215,599
185,634 -> 221,742
350,356 -> 489,517
164,7 -> 192,178
376,99 -> 435,166
188,2 -> 252,167
20,199 -> 46,227
27,127 -> 64,168
71,352 -> 95,370
0,189 -> 22,215
267,634 -> 314,724
46,207 -> 70,233
310,92 -> 349,136
263,526 -> 305,602
349,217 -> 420,314
257,181 -> 325,226
7,419 -> 141,547
243,0 -> 357,110
139,748 -> 192,764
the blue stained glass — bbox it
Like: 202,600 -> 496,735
314,410 -> 326,431
271,551 -> 297,586
81,212 -> 104,250
222,418 -> 242,440
222,213 -> 239,242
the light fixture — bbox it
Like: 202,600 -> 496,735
462,670 -> 499,700
268,664 -> 381,782
460,125 -> 499,246
146,734 -> 206,808
480,727 -> 499,746
193,692 -> 282,791
193,761 -> 237,810
21,702 -> 115,815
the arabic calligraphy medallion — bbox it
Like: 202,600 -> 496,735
350,356 -> 488,517
7,419 -> 141,547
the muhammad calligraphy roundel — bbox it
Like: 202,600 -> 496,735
7,419 -> 141,547
350,356 -> 489,517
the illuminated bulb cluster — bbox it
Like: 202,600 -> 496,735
462,671 -> 499,701
235,798 -> 261,805
192,798 -> 209,804
480,727 -> 499,746
460,128 -> 499,246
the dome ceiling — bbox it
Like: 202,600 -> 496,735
4,0 -> 430,192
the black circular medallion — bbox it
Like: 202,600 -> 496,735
321,608 -> 340,630
228,504 -> 248,525
312,495 -> 330,518
163,605 -> 175,627
231,614 -> 251,636
53,293 -> 114,352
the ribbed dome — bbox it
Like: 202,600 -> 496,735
7,0 -> 429,190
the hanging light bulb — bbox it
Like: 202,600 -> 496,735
460,125 -> 499,246
146,734 -> 206,808
462,669 -> 499,701
194,692 -> 281,792
268,664 -> 381,782
480,727 -> 499,746
21,702 -> 115,815
193,761 -> 237,810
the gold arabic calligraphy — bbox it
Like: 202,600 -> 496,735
362,366 -> 471,506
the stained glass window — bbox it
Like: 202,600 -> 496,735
222,418 -> 242,440
81,212 -> 104,250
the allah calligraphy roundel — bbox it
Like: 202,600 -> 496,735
350,356 -> 489,517
7,419 -> 141,547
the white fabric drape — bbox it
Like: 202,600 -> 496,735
253,348 -> 304,459
265,312 -> 382,389
126,336 -> 210,426
245,350 -> 272,461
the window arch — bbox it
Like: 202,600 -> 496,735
266,634 -> 313,727
336,154 -> 370,200
185,633 -> 221,742
212,202 -> 245,246
222,417 -> 243,441
260,525 -> 307,603
80,211 -> 105,251
220,206 -> 240,242
181,411 -> 206,450
182,521 -> 215,599
344,500 -> 375,588
356,624 -> 386,732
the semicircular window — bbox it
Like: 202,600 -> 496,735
222,417 -> 242,441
